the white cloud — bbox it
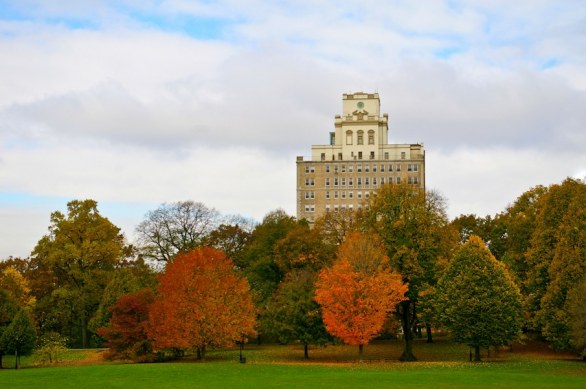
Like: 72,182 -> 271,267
1,1 -> 586,258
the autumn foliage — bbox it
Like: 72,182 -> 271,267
315,232 -> 407,353
148,247 -> 256,357
97,288 -> 154,361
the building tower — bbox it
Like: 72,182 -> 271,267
296,92 -> 425,222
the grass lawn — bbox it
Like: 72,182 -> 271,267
1,339 -> 585,388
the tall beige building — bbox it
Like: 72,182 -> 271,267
296,92 -> 425,222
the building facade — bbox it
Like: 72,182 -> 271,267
296,92 -> 425,222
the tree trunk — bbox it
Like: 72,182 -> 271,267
426,323 -> 433,343
399,301 -> 417,361
359,344 -> 364,360
15,349 -> 18,369
0,351 -> 3,368
304,343 -> 309,359
474,345 -> 481,362
81,314 -> 88,349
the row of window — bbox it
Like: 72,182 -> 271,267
306,162 -> 418,174
305,175 -> 420,187
319,151 -> 408,161
304,204 -> 364,213
345,130 -> 375,146
304,190 -> 370,200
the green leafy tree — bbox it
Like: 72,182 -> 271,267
34,332 -> 68,365
538,184 -> 586,349
435,236 -> 523,361
0,308 -> 37,369
491,185 -> 548,289
361,185 -> 456,361
239,210 -> 297,310
0,288 -> 19,368
31,199 -> 130,348
262,269 -> 330,358
567,276 -> 586,359
524,179 -> 584,331
273,223 -> 336,275
204,221 -> 252,265
450,214 -> 494,245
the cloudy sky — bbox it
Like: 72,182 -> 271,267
1,1 -> 585,258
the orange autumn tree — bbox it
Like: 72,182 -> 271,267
315,232 -> 407,358
148,247 -> 256,359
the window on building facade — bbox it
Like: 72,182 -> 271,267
334,191 -> 339,199
396,177 -> 401,184
342,191 -> 346,199
346,130 -> 353,145
326,205 -> 330,212
370,151 -> 375,159
357,192 -> 362,199
373,165 -> 377,172
380,164 -> 384,172
368,130 -> 375,145
305,178 -> 309,186
357,130 -> 364,145
349,164 -> 354,173
365,164 -> 370,172
338,153 -> 343,160
334,164 -> 339,173
334,177 -> 339,186
413,176 -> 419,184
365,177 -> 370,186
326,177 -> 330,186
357,177 -> 362,185
326,165 -> 330,173
349,178 -> 353,186
305,166 -> 309,173
396,164 -> 401,172
388,164 -> 393,172
341,178 -> 346,186
401,151 -> 406,159
365,192 -> 370,199
380,177 -> 385,184
326,191 -> 330,199
342,164 -> 346,173
373,177 -> 377,186
321,153 -> 325,161
349,191 -> 353,198
384,152 -> 389,160
358,151 -> 363,159
357,164 -> 362,172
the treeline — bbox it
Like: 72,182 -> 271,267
1,178 -> 585,367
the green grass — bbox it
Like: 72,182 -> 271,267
1,339 -> 585,388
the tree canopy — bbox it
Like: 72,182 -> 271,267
435,236 -> 523,361
315,232 -> 407,358
135,201 -> 220,263
148,247 -> 256,358
31,199 -> 129,348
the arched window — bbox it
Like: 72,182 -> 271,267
368,130 -> 375,145
346,130 -> 353,145
357,130 -> 364,145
